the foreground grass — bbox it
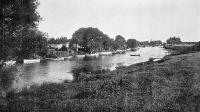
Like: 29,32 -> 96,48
1,52 -> 200,112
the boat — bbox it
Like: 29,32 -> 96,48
3,60 -> 16,65
148,57 -> 162,62
153,58 -> 162,62
126,48 -> 131,51
130,54 -> 140,56
92,53 -> 99,57
99,52 -> 112,56
112,50 -> 126,55
64,56 -> 73,60
85,53 -> 99,57
24,59 -> 41,64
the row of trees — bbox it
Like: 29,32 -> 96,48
70,27 -> 113,53
127,39 -> 138,48
48,37 -> 68,44
69,27 -> 167,53
166,37 -> 182,44
0,0 -> 48,60
69,27 -> 141,53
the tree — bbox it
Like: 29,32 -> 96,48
1,0 -> 40,27
166,37 -> 181,45
71,27 -> 111,53
138,41 -> 150,47
115,35 -> 127,50
19,29 -> 48,58
59,45 -> 68,51
48,37 -> 68,44
101,36 -> 113,51
127,39 -> 138,48
149,40 -> 162,46
0,0 -> 42,60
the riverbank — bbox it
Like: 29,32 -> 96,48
164,42 -> 200,54
1,51 -> 200,112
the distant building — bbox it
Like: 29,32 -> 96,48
48,44 -> 63,49
71,43 -> 82,51
62,42 -> 70,48
48,42 -> 70,50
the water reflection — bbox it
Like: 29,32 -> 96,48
0,66 -> 17,96
10,47 -> 170,90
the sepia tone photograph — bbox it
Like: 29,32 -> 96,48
1,0 -> 200,111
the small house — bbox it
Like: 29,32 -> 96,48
48,44 -> 63,49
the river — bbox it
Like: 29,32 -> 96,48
8,47 -> 171,91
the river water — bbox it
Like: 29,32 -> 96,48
9,47 -> 171,90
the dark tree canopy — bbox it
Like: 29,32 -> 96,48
20,30 -> 48,58
70,27 -> 112,53
115,35 -> 127,50
149,40 -> 162,46
48,37 -> 68,44
166,37 -> 182,44
0,0 -> 43,60
1,0 -> 40,27
127,39 -> 138,48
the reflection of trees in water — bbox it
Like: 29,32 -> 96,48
17,63 -> 45,81
0,66 -> 18,97
72,64 -> 107,74
71,62 -> 110,82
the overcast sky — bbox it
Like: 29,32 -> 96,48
37,0 -> 200,42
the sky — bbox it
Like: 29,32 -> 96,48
37,0 -> 200,42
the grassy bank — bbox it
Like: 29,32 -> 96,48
164,42 -> 200,54
1,52 -> 200,112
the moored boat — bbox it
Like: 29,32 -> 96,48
76,55 -> 85,58
148,57 -> 162,62
99,52 -> 112,56
64,56 -> 73,60
24,59 -> 41,64
130,54 -> 140,56
112,50 -> 126,55
3,60 -> 16,65
85,53 -> 99,57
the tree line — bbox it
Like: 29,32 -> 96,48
69,27 -> 141,53
69,27 -> 164,53
48,37 -> 68,44
166,37 -> 181,44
